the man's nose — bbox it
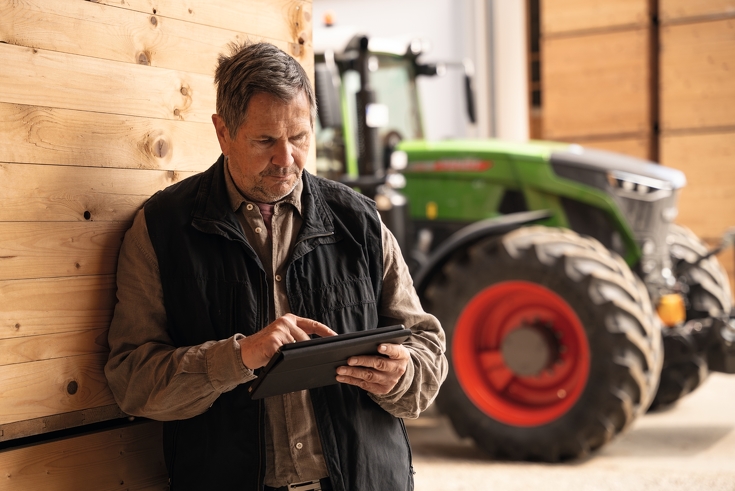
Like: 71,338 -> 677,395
271,140 -> 295,167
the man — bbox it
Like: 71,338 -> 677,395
105,42 -> 447,491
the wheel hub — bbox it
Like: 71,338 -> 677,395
501,324 -> 558,377
452,281 -> 590,427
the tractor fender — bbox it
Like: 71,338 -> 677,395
413,210 -> 552,295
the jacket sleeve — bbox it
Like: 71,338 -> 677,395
369,221 -> 448,419
104,209 -> 256,421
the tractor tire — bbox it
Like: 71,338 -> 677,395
423,226 -> 662,461
650,224 -> 733,409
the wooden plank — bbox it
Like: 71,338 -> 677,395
0,163 -> 197,222
92,0 -> 313,53
660,19 -> 735,131
0,405 -> 125,442
0,102 -> 219,172
542,0 -> 650,35
0,353 -> 115,425
0,421 -> 167,491
0,42 -> 214,123
0,0 -> 309,75
661,0 -> 735,24
0,223 -> 126,280
0,329 -> 108,367
660,131 -> 735,239
542,28 -> 651,139
0,275 -> 116,339
576,136 -> 651,160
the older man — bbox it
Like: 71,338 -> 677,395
105,42 -> 447,491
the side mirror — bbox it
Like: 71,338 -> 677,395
463,59 -> 477,124
314,61 -> 343,129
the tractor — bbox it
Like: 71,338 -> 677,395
312,29 -> 735,460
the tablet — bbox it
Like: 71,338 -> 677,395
248,325 -> 411,399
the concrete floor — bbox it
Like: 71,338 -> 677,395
405,373 -> 735,491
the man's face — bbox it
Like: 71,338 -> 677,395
212,91 -> 312,203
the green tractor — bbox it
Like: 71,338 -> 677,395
313,31 -> 735,460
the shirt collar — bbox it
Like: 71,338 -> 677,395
224,156 -> 303,216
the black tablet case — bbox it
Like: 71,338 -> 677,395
248,325 -> 411,399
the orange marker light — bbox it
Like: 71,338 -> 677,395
657,293 -> 686,327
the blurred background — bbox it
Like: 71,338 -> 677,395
313,0 -> 735,291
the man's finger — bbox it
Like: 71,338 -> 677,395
293,316 -> 337,338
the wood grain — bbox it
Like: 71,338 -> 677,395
0,329 -> 108,367
0,0 -> 308,75
0,163 -> 197,222
542,0 -> 650,35
661,131 -> 735,239
661,0 -> 735,24
660,18 -> 735,131
0,102 -> 219,172
542,28 -> 651,139
0,421 -> 167,491
0,353 -> 115,425
0,223 -> 126,280
0,42 -> 214,123
91,0 -> 313,57
0,275 -> 116,339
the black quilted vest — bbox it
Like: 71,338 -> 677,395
144,156 -> 413,491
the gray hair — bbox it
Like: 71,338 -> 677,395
214,42 -> 316,136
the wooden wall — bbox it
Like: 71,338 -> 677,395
541,0 -> 735,294
0,0 -> 313,487
541,0 -> 654,159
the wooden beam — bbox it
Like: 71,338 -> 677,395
660,18 -> 735,132
0,421 -> 167,491
542,28 -> 651,139
0,223 -> 126,280
0,275 -> 116,339
661,130 -> 735,239
542,0 -> 650,36
660,0 -> 735,25
0,329 -> 108,366
0,353 -> 115,425
0,0 -> 307,75
0,405 -> 125,442
0,163 -> 198,222
0,43 -> 214,123
0,102 -> 219,172
91,0 -> 313,57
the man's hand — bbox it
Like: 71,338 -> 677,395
238,314 -> 336,369
336,343 -> 410,395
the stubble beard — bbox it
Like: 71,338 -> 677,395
249,164 -> 302,203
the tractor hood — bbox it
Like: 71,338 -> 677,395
550,145 -> 687,190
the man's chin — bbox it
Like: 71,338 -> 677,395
254,178 -> 299,203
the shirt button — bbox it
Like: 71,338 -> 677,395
254,227 -> 262,234
246,204 -> 254,211
275,275 -> 282,282
295,442 -> 303,450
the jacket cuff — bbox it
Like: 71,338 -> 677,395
205,334 -> 257,393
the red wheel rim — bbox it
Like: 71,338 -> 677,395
453,281 -> 590,427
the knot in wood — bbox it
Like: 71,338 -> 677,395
150,16 -> 158,26
153,138 -> 170,158
137,52 -> 150,65
67,381 -> 78,395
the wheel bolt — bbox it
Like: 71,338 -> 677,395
557,389 -> 567,399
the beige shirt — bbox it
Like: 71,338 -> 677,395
105,160 -> 447,487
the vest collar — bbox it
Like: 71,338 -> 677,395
190,155 -> 335,246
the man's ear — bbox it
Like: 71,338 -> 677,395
212,114 -> 231,156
